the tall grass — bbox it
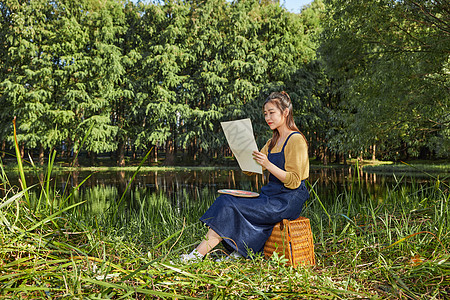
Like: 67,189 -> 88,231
0,127 -> 448,298
305,173 -> 449,299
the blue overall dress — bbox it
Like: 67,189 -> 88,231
200,132 -> 309,257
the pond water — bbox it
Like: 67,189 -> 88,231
8,166 -> 430,208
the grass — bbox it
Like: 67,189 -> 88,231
0,124 -> 448,298
1,167 -> 449,299
2,174 -> 449,298
363,160 -> 450,175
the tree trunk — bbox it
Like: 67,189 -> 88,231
146,144 -> 156,163
89,151 -> 97,166
20,143 -> 25,159
72,155 -> 79,167
71,139 -> 79,167
39,144 -> 45,166
372,144 -> 376,161
164,139 -> 175,165
1,140 -> 5,159
322,146 -> 328,165
358,151 -> 363,164
117,141 -> 125,167
187,138 -> 198,163
132,145 -> 136,160
67,138 -> 73,159
334,151 -> 339,163
403,142 -> 409,160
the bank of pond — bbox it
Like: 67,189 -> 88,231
0,162 -> 448,298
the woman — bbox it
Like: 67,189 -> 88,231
181,91 -> 309,262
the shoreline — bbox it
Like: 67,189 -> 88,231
1,158 -> 449,174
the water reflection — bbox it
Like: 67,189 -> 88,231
9,166 -> 430,207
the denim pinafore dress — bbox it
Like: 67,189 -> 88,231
200,132 -> 309,257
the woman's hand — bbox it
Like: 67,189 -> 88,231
253,150 -> 287,182
252,151 -> 270,168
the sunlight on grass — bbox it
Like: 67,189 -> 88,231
0,140 -> 448,298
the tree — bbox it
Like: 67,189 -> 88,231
110,1 -> 143,166
1,0 -> 130,165
53,0 -> 126,165
320,0 -> 449,160
0,0 -> 334,166
0,1 -> 13,159
0,0 -> 59,164
135,1 -> 192,165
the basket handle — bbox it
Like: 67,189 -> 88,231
280,219 -> 290,231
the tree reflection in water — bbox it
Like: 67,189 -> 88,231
11,166 -> 430,216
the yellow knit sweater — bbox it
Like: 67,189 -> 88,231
256,133 -> 309,189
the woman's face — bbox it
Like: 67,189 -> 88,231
264,102 -> 287,131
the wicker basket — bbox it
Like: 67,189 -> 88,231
264,216 -> 315,267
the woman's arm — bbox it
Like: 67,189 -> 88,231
283,135 -> 309,188
253,134 -> 309,188
252,151 -> 287,182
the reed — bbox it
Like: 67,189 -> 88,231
0,144 -> 448,298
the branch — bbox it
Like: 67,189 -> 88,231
409,1 -> 450,36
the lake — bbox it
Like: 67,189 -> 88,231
2,164 -> 438,252
7,165 -> 427,210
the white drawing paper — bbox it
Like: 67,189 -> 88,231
221,118 -> 262,174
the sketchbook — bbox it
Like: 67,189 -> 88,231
220,118 -> 262,174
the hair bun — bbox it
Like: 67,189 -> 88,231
280,91 -> 291,102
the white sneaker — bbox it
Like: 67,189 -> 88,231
179,250 -> 203,264
215,251 -> 243,262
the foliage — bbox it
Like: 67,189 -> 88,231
0,0 -> 448,165
1,150 -> 448,298
320,0 -> 450,159
1,0 -> 322,165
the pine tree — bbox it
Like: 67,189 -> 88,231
135,1 -> 192,165
1,0 -> 59,164
113,1 -> 144,166
320,0 -> 450,160
0,1 -> 13,158
53,0 -> 126,165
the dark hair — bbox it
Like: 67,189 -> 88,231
264,91 -> 306,151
